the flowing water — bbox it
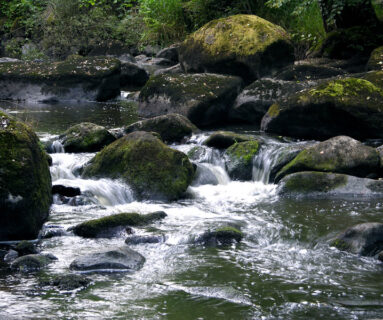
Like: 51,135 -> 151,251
1,100 -> 383,320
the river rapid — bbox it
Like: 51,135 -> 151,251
1,100 -> 383,320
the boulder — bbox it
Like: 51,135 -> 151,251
367,46 -> 383,71
138,73 -> 242,126
72,211 -> 167,238
124,113 -> 198,143
0,111 -> 52,240
83,132 -> 194,200
0,56 -> 121,101
228,79 -> 307,124
195,227 -> 243,246
277,171 -> 383,198
48,274 -> 91,291
275,64 -> 346,81
120,62 -> 149,87
125,235 -> 165,245
179,14 -> 294,84
203,131 -> 253,149
10,254 -> 56,272
362,70 -> 383,89
331,223 -> 383,256
225,141 -> 261,180
52,185 -> 81,197
156,45 -> 179,62
275,136 -> 380,182
14,241 -> 37,256
69,246 -> 145,272
261,78 -> 383,140
59,122 -> 116,153
153,64 -> 183,76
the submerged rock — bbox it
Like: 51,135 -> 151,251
228,79 -> 307,124
367,46 -> 383,71
179,14 -> 294,83
72,211 -> 167,238
125,235 -> 165,245
277,171 -> 383,198
83,132 -> 195,200
60,122 -> 116,153
138,73 -> 242,127
0,56 -> 121,101
203,131 -> 253,149
0,111 -> 52,240
52,185 -> 81,197
11,254 -> 56,272
261,78 -> 383,140
225,140 -> 261,180
331,223 -> 383,256
275,136 -> 380,182
195,227 -> 243,246
69,246 -> 145,272
125,113 -> 198,143
14,241 -> 37,256
46,274 -> 91,291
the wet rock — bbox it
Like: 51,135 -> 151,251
228,79 -> 308,125
225,141 -> 261,180
179,14 -> 294,84
362,70 -> 383,90
52,185 -> 81,197
156,45 -> 179,62
125,113 -> 198,143
72,211 -> 167,238
50,274 -> 91,291
11,254 -> 56,272
138,73 -> 243,127
60,122 -> 116,153
275,64 -> 346,81
41,226 -> 67,239
14,241 -> 37,256
203,131 -> 253,149
195,227 -> 243,246
120,62 -> 149,88
331,223 -> 383,256
4,250 -> 18,263
367,46 -> 383,71
261,78 -> 383,140
192,164 -> 223,186
153,64 -> 183,76
275,136 -> 380,182
0,56 -> 121,101
118,53 -> 136,63
70,246 -> 145,272
125,235 -> 165,245
83,132 -> 195,200
277,171 -> 383,198
143,45 -> 161,56
0,111 -> 52,240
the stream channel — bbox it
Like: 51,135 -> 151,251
1,98 -> 383,320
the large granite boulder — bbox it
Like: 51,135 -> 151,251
0,111 -> 52,240
138,73 -> 242,127
124,113 -> 198,143
59,122 -> 116,153
261,78 -> 383,140
0,56 -> 121,102
275,136 -> 380,182
83,131 -> 194,200
179,14 -> 294,84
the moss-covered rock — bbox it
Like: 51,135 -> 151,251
72,211 -> 167,238
195,226 -> 243,246
275,136 -> 380,182
331,222 -> 383,256
275,64 -> 346,81
0,56 -> 121,101
225,141 -> 261,180
261,78 -> 383,140
367,46 -> 383,71
83,131 -> 194,200
47,274 -> 91,291
362,70 -> 383,89
179,14 -> 294,84
10,254 -> 55,272
59,122 -> 116,153
278,171 -> 383,198
138,73 -> 243,127
125,113 -> 198,143
203,131 -> 253,149
0,111 -> 52,240
14,241 -> 37,256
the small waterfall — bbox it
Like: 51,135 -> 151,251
192,163 -> 230,186
51,140 -> 65,153
50,153 -> 94,180
252,144 -> 283,184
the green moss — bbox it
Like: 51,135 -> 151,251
282,172 -> 348,193
215,226 -> 243,240
226,141 -> 260,165
203,131 -> 253,149
363,71 -> 383,90
73,211 -> 167,238
187,14 -> 290,57
330,239 -> 351,251
267,103 -> 280,117
83,132 -> 195,200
